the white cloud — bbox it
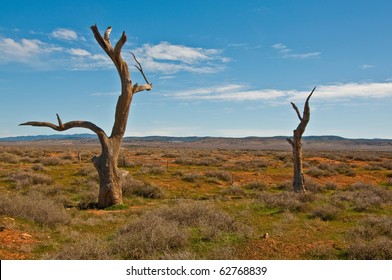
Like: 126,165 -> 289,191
168,84 -> 287,101
68,48 -> 91,56
131,42 -> 228,74
361,64 -> 375,69
142,41 -> 218,63
51,28 -> 78,41
168,81 -> 392,102
67,53 -> 112,70
0,31 -> 228,73
272,43 -> 288,50
0,33 -> 112,70
272,43 -> 320,59
0,37 -> 61,64
158,75 -> 176,80
287,52 -> 321,59
310,82 -> 392,100
90,91 -> 119,96
227,43 -> 248,48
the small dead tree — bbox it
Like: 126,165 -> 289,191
20,25 -> 152,208
286,87 -> 315,193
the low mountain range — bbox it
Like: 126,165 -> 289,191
1,134 -> 392,151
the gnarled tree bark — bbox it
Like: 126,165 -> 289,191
287,87 -> 315,193
20,25 -> 152,208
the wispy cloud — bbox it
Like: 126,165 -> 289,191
168,81 -> 392,102
67,50 -> 112,70
0,31 -> 111,70
167,84 -> 287,101
307,82 -> 392,100
51,28 -> 78,41
68,48 -> 91,56
90,91 -> 119,96
131,42 -> 228,74
0,29 -> 229,73
272,43 -> 321,59
0,37 -> 62,64
142,41 -> 219,63
227,42 -> 262,50
361,64 -> 375,69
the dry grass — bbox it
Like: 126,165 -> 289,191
1,145 -> 392,260
0,192 -> 71,227
45,232 -> 112,260
112,201 -> 250,259
205,170 -> 232,182
255,191 -> 314,212
122,176 -> 164,199
346,215 -> 392,259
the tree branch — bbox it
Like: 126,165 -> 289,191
130,52 -> 151,86
114,31 -> 127,57
303,86 -> 316,121
90,25 -> 152,139
287,138 -> 294,147
290,102 -> 303,121
20,114 -> 109,144
294,87 -> 316,136
90,25 -> 113,57
56,113 -> 63,128
104,26 -> 112,42
133,83 -> 152,94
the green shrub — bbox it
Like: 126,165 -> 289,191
182,173 -> 202,183
138,164 -> 166,175
197,157 -> 222,166
46,232 -> 112,260
113,214 -> 188,259
112,201 -> 251,259
41,157 -> 62,166
0,152 -> 21,163
309,204 -> 340,221
256,191 -> 309,212
174,157 -> 195,165
8,171 -> 53,188
205,170 -> 232,182
347,237 -> 392,259
221,186 -> 246,196
244,182 -> 267,191
346,215 -> 392,259
0,192 -> 70,227
122,177 -> 164,199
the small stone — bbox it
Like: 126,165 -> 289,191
20,233 -> 32,240
262,232 -> 269,239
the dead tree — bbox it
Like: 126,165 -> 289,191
286,87 -> 315,193
20,25 -> 152,208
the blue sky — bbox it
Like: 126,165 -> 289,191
1,0 -> 392,138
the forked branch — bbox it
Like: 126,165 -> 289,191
90,25 -> 129,81
130,52 -> 151,87
290,87 -> 316,136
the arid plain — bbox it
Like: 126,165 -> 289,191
1,137 -> 391,259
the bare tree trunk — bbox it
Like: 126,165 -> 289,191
20,25 -> 152,208
287,87 -> 315,193
92,138 -> 124,207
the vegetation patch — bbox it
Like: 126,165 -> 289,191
1,146 -> 392,260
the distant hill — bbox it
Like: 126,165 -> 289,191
1,134 -> 392,151
0,133 -> 97,142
